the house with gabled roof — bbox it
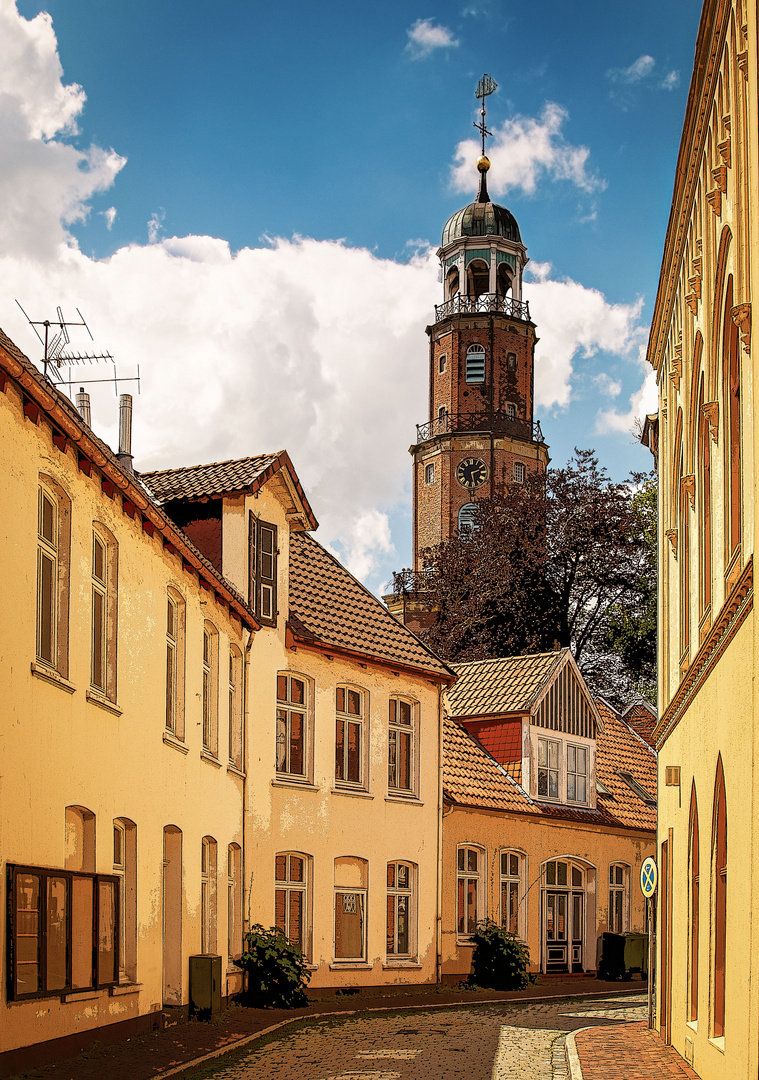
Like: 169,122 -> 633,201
441,649 -> 656,979
143,453 -> 455,990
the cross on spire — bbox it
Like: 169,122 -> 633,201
474,73 -> 498,156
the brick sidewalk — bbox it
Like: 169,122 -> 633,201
574,1022 -> 699,1079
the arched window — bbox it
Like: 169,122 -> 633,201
36,478 -> 71,676
65,805 -> 96,873
201,836 -> 217,955
387,861 -> 416,959
466,344 -> 486,383
496,262 -> 512,298
608,864 -> 629,933
679,435 -> 690,667
162,826 -> 183,1004
91,525 -> 118,701
689,785 -> 699,1022
446,267 -> 459,300
457,845 -> 485,938
723,275 -> 741,569
388,697 -> 417,795
335,685 -> 367,789
276,852 -> 311,958
500,851 -> 525,937
466,259 -> 489,299
166,589 -> 186,739
276,671 -> 312,780
712,758 -> 727,1038
458,503 -> 478,532
114,817 -> 137,982
334,857 -> 368,961
202,622 -> 219,757
228,645 -> 243,770
228,843 -> 242,963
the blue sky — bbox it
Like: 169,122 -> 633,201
2,0 -> 701,591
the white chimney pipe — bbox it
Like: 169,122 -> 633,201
76,387 -> 91,427
117,394 -> 134,473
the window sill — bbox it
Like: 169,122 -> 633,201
456,938 -> 476,948
86,691 -> 122,716
62,989 -> 102,1003
109,982 -> 142,997
382,961 -> 422,970
686,1020 -> 698,1032
163,732 -> 189,755
331,787 -> 373,800
227,763 -> 246,779
329,962 -> 371,971
31,662 -> 76,693
709,1036 -> 725,1054
272,778 -> 319,791
385,795 -> 423,806
200,750 -> 222,768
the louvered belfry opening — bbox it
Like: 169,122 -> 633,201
531,663 -> 595,739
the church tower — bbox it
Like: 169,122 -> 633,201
411,77 -> 550,571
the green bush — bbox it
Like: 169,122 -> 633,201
234,924 -> 311,1008
468,920 -> 530,991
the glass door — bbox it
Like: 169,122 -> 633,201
545,891 -> 568,972
571,891 -> 583,972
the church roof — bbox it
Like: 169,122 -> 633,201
288,531 -> 454,683
441,199 -> 521,247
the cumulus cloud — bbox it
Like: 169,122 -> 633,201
405,18 -> 459,59
102,206 -> 116,229
451,103 -> 604,199
595,356 -> 658,436
606,54 -> 681,107
0,1 -> 648,590
594,372 -> 623,398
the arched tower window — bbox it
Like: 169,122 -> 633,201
712,757 -> 727,1038
467,259 -> 489,299
496,262 -> 512,298
458,503 -> 478,532
446,266 -> 459,299
466,344 -> 486,384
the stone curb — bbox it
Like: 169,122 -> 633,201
565,1026 -> 592,1080
151,989 -> 643,1080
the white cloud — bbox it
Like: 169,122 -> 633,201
661,70 -> 680,90
102,206 -> 117,230
405,18 -> 459,59
0,1 -> 649,590
607,55 -> 655,84
594,372 -> 623,398
451,103 -> 604,198
595,351 -> 658,435
147,209 -> 165,244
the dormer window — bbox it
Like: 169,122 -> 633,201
538,737 -> 560,799
536,735 -> 591,805
466,346 -> 486,384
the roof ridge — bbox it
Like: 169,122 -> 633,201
613,711 -> 658,759
141,451 -> 283,477
451,648 -> 567,670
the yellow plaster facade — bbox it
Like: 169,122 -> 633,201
646,0 -> 757,1075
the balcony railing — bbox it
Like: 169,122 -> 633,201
416,410 -> 544,445
434,293 -> 531,323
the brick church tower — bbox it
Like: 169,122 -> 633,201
411,150 -> 550,571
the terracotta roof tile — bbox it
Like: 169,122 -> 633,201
288,531 -> 453,681
443,717 -> 530,812
141,453 -> 281,501
446,651 -> 565,717
621,702 -> 658,747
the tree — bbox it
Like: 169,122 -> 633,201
395,450 -> 656,706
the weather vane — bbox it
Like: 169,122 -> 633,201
474,73 -> 498,156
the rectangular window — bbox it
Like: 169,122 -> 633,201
228,649 -> 243,769
335,686 -> 364,787
386,862 -> 413,957
248,515 -> 278,626
567,745 -> 588,803
388,698 -> 414,793
166,597 -> 177,732
334,891 -> 366,960
513,462 -> 526,483
275,853 -> 308,955
37,487 -> 58,666
8,864 -> 119,1000
202,625 -> 218,756
609,865 -> 626,933
438,354 -> 447,374
276,674 -> 307,777
91,534 -> 107,691
538,738 -> 560,799
424,463 -> 435,485
201,838 -> 217,955
500,852 -> 522,936
457,847 -> 482,937
465,348 -> 486,383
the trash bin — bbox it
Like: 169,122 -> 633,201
596,932 -> 625,980
622,932 -> 648,980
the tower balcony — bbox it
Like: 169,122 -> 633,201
416,409 -> 544,445
434,292 -> 530,324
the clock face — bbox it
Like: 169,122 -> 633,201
456,457 -> 489,489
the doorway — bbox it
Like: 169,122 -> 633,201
543,859 -> 586,973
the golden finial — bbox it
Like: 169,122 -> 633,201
476,154 -> 491,172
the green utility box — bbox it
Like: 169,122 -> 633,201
189,954 -> 222,1017
623,932 -> 648,980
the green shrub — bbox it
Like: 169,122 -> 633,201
468,920 -> 530,991
234,924 -> 311,1008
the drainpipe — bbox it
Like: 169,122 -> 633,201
436,682 -> 445,985
241,626 -> 255,993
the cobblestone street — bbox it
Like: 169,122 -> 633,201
179,995 -> 648,1080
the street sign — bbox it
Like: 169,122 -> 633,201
640,857 -> 658,898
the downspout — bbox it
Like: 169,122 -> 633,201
436,682 -> 445,985
242,626 -> 255,975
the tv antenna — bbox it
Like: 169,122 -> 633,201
15,301 -> 140,397
474,73 -> 498,155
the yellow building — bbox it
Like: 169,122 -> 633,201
0,330 -> 255,1069
142,456 -> 454,989
440,651 -> 656,979
644,0 -> 757,1074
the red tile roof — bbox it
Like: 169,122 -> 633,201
288,531 -> 454,682
621,701 -> 657,747
462,718 -> 522,783
446,651 -> 565,717
141,450 -> 318,530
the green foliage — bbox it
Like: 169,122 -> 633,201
468,920 -> 530,991
235,924 -> 311,1008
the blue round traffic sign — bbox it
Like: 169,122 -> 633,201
640,857 -> 658,897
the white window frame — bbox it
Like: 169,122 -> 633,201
386,861 -> 415,960
228,646 -> 243,770
90,526 -> 117,701
335,685 -> 367,790
202,623 -> 219,757
609,863 -> 629,933
513,461 -> 526,483
275,852 -> 311,960
567,743 -> 589,804
465,344 -> 486,384
334,857 -> 368,963
201,836 -> 217,955
500,850 -> 526,938
424,463 -> 435,485
537,737 -> 561,801
457,845 -> 485,940
388,697 -> 417,797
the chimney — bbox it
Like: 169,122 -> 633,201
117,394 -> 134,473
76,387 -> 91,427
